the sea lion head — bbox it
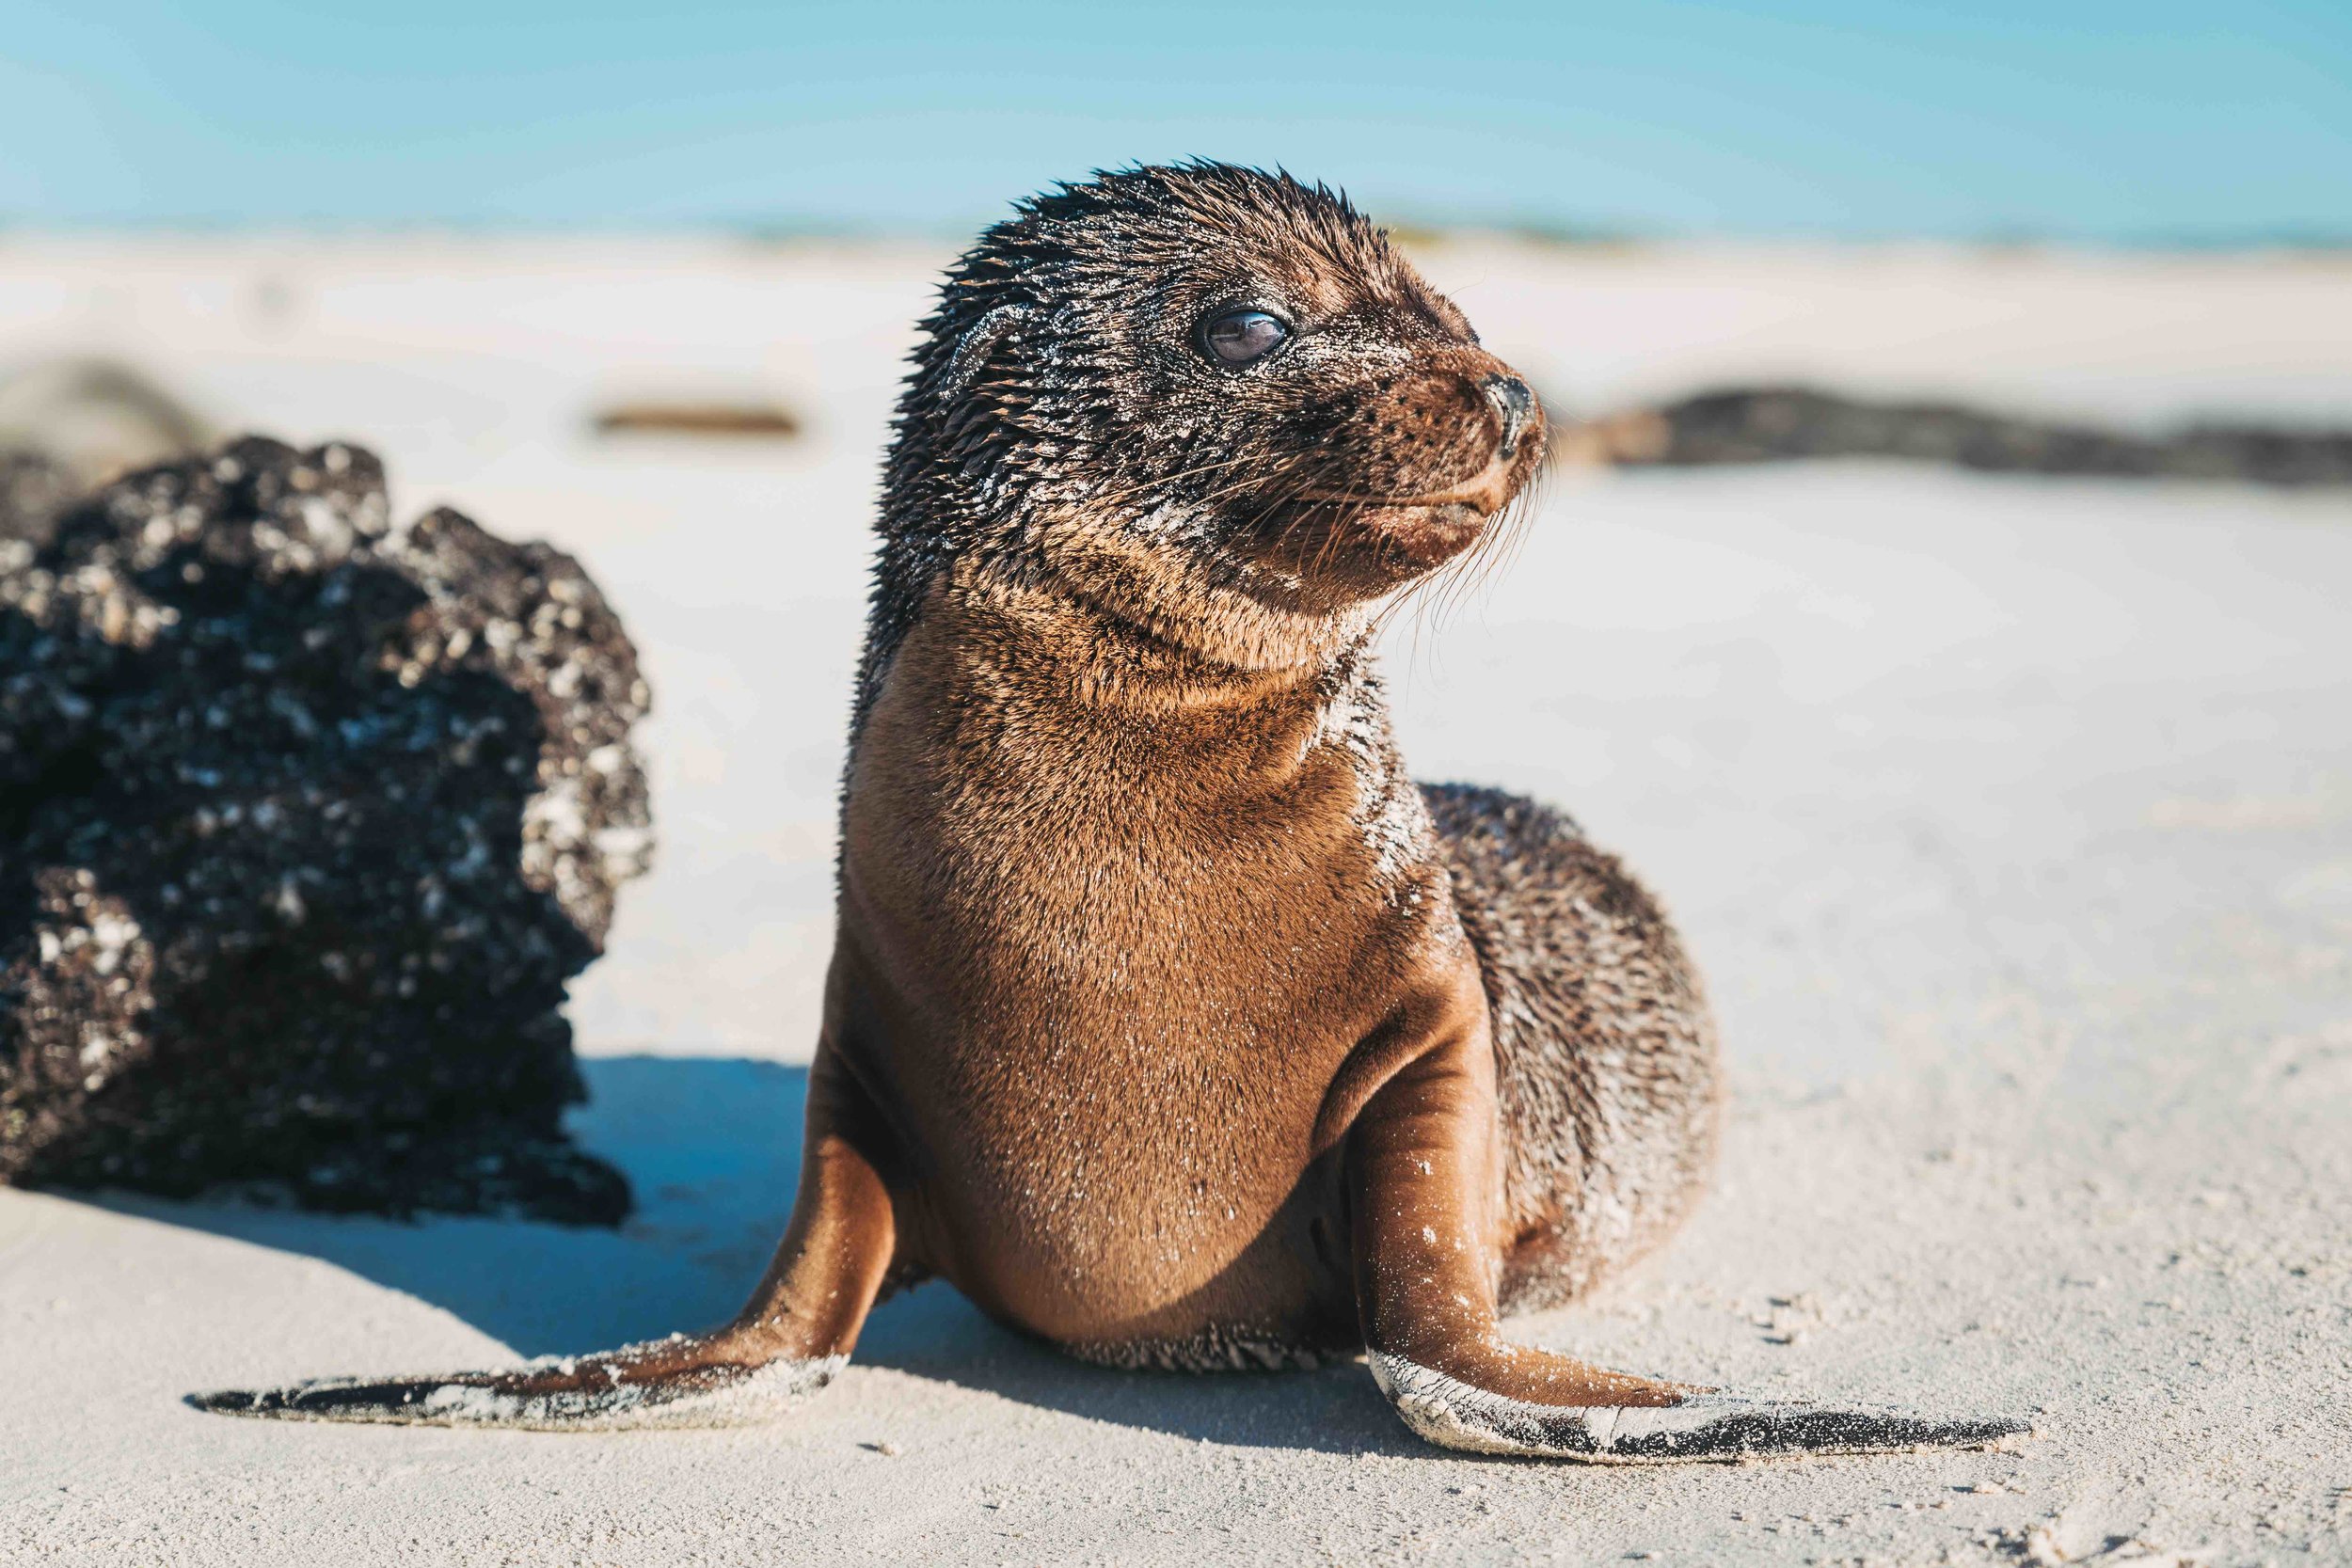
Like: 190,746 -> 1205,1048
887,161 -> 1546,670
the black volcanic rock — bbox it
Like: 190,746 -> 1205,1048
0,436 -> 650,1223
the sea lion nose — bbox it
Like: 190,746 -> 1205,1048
1480,374 -> 1535,459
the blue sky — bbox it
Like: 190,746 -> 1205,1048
4,0 -> 2348,240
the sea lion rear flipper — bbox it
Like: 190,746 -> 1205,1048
189,1090 -> 903,1430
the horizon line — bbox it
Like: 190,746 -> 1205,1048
5,214 -> 2350,257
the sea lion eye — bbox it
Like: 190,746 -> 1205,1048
1200,308 -> 1290,368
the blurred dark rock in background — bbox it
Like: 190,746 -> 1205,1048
590,398 -> 803,440
1561,386 -> 2352,487
0,437 -> 651,1224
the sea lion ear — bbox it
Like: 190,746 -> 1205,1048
939,302 -> 1034,405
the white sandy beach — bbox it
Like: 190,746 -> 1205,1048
2,237 -> 2348,1565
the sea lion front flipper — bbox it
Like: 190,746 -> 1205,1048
1366,1354 -> 2028,1463
1345,1016 -> 2028,1462
189,1057 -> 905,1430
186,1337 -> 848,1431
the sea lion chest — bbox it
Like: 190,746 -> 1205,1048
835,599 -> 1443,1341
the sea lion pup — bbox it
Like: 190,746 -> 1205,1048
194,164 -> 2026,1462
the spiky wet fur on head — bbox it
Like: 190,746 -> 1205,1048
853,161 -> 1546,736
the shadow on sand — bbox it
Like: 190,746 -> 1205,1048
95,1053 -> 1413,1456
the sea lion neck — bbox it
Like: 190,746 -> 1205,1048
937,551 -> 1346,725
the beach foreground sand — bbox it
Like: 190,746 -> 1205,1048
2,239 -> 2347,1564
